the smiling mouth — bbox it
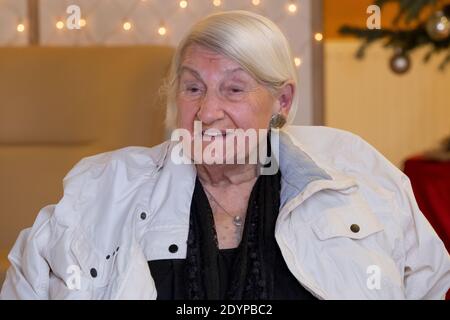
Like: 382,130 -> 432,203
201,130 -> 232,138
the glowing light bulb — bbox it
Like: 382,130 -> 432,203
213,0 -> 221,7
158,26 -> 167,36
288,3 -> 297,13
179,0 -> 188,8
314,32 -> 323,42
294,57 -> 302,67
123,21 -> 132,31
17,23 -> 25,32
252,0 -> 260,6
56,20 -> 65,29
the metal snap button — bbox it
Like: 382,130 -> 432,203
90,268 -> 98,278
140,212 -> 147,220
350,224 -> 360,233
169,244 -> 178,253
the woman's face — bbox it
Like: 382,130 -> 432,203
176,44 -> 290,164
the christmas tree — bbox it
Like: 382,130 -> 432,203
340,0 -> 450,73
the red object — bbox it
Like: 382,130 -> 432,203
403,156 -> 450,299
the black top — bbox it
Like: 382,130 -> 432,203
148,149 -> 317,300
147,248 -> 238,300
148,245 -> 316,300
148,184 -> 316,300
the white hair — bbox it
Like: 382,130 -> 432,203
164,10 -> 299,131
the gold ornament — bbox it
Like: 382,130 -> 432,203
269,114 -> 286,129
426,9 -> 450,41
389,49 -> 411,75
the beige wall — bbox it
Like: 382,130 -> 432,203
0,46 -> 174,287
325,40 -> 450,168
0,0 -> 319,126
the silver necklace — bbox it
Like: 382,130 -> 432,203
202,186 -> 243,227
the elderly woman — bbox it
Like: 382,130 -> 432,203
1,11 -> 449,300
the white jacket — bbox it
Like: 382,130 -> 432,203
1,126 -> 449,300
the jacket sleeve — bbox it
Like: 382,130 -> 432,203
399,175 -> 450,299
347,130 -> 450,299
290,126 -> 450,299
0,205 -> 53,300
0,150 -> 127,300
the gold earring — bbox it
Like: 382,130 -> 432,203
269,113 -> 286,129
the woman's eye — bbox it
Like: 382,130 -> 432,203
229,87 -> 244,94
186,86 -> 203,94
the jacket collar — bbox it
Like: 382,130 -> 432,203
274,129 -> 358,211
273,130 -> 332,208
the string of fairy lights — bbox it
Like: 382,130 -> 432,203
6,0 -> 324,68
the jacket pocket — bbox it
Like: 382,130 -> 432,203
311,203 -> 384,241
70,229 -> 118,289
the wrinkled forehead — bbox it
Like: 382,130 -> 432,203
178,44 -> 254,83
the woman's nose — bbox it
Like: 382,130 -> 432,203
196,92 -> 225,125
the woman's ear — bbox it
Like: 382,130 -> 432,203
275,83 -> 294,119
